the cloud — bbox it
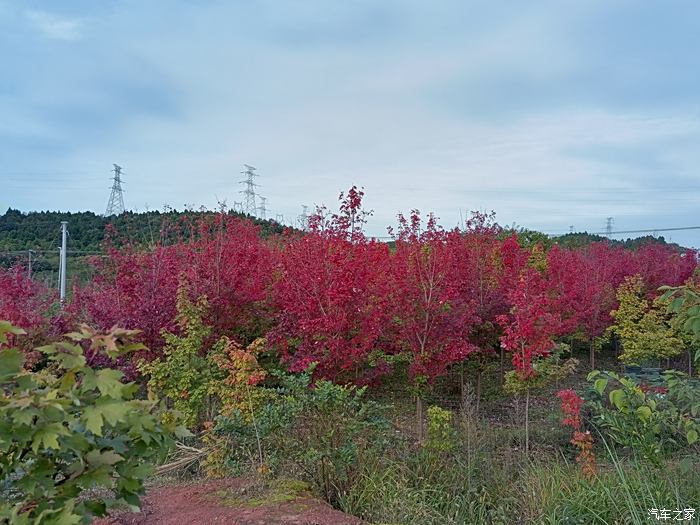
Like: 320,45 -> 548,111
25,10 -> 82,41
2,0 -> 700,247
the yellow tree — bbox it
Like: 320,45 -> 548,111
610,276 -> 683,366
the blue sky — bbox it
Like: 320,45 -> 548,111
2,0 -> 700,245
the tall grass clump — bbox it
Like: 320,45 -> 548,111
338,397 -> 700,524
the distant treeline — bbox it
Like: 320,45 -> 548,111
0,207 -> 689,257
549,231 -> 688,251
0,208 -> 286,253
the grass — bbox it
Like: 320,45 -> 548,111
215,478 -> 312,509
334,359 -> 700,525
338,440 -> 700,524
162,349 -> 700,524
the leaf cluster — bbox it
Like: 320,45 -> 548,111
0,322 -> 189,524
609,276 -> 685,364
587,370 -> 700,465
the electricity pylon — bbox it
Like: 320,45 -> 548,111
105,164 -> 125,216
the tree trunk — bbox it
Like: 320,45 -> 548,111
525,389 -> 530,456
689,350 -> 693,376
589,339 -> 595,370
416,395 -> 424,443
500,346 -> 505,384
475,371 -> 482,416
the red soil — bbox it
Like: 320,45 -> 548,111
93,478 -> 365,525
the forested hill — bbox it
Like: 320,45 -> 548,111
551,232 -> 688,251
495,228 -> 689,252
0,208 -> 286,252
0,208 -> 689,254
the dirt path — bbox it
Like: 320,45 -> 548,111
93,478 -> 365,525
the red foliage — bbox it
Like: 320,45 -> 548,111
546,242 -> 647,343
498,264 -> 560,377
69,215 -> 273,365
557,389 -> 596,479
451,212 -> 509,355
389,211 -> 479,383
6,188 -> 695,389
0,266 -> 53,333
268,188 -> 393,384
557,388 -> 585,429
632,243 -> 698,294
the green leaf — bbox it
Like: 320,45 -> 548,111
636,405 -> 652,420
12,407 -> 38,426
609,389 -> 626,410
692,317 -> 700,336
0,348 -> 24,379
86,449 -> 124,467
95,369 -> 125,398
54,352 -> 86,371
586,370 -> 600,381
594,378 -> 609,396
83,406 -> 104,436
96,399 -> 131,426
687,429 -> 698,445
670,297 -> 685,312
31,422 -> 68,452
0,320 -> 26,345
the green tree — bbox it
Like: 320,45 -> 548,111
139,288 -> 226,429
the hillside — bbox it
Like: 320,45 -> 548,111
0,208 -> 690,260
0,208 -> 286,253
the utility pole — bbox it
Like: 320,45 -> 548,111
59,222 -> 68,304
106,164 -> 126,216
258,196 -> 268,220
27,250 -> 33,280
239,164 -> 259,215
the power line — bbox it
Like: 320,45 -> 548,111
582,225 -> 700,236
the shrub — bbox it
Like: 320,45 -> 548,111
609,276 -> 684,364
139,289 -> 225,429
214,368 -> 389,506
140,287 -> 269,432
0,322 -> 189,524
587,370 -> 700,465
424,405 -> 457,453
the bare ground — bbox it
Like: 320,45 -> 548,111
92,478 -> 365,525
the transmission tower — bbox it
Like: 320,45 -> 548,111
258,196 -> 268,220
275,213 -> 284,224
239,164 -> 259,215
569,225 -> 574,234
605,217 -> 614,237
297,205 -> 309,230
232,201 -> 243,213
105,164 -> 125,216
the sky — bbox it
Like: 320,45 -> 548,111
1,0 -> 700,245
